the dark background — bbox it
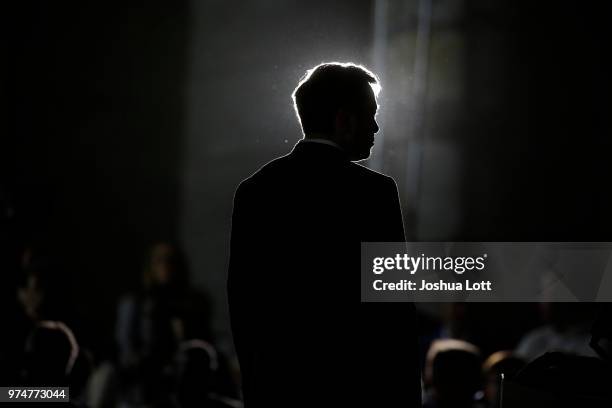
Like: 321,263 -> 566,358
3,0 -> 611,353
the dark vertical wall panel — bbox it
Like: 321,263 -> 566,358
6,1 -> 190,346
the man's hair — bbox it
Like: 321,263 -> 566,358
292,62 -> 380,135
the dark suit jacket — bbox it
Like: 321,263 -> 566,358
228,141 -> 421,407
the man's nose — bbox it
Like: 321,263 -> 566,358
373,120 -> 380,134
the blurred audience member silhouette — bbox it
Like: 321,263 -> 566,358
22,320 -> 93,406
170,339 -> 241,408
502,352 -> 612,407
515,303 -> 597,362
423,339 -> 484,408
17,245 -> 77,325
116,241 -> 215,405
482,351 -> 525,408
590,303 -> 612,362
24,321 -> 78,385
2,245 -> 82,386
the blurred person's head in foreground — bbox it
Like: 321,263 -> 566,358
425,339 -> 482,408
292,62 -> 381,161
23,321 -> 78,385
173,339 -> 219,407
482,351 -> 525,408
504,352 -> 612,408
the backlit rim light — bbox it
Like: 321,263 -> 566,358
291,61 -> 382,128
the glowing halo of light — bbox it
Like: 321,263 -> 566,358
291,61 -> 382,132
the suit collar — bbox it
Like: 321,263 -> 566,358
299,137 -> 343,151
292,139 -> 350,161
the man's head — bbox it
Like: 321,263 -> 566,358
292,62 -> 381,161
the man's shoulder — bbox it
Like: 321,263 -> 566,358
234,153 -> 292,195
236,151 -> 398,195
347,161 -> 397,187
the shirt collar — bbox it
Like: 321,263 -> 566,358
299,136 -> 344,152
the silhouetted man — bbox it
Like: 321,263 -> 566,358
228,62 -> 421,407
